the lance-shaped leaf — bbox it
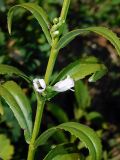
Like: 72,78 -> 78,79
52,153 -> 84,160
51,56 -> 107,84
0,81 -> 32,143
35,122 -> 102,160
3,81 -> 32,134
0,64 -> 30,82
0,98 -> 4,115
43,143 -> 80,160
7,3 -> 52,45
75,80 -> 91,110
88,68 -> 107,82
57,27 -> 120,56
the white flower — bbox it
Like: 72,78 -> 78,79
33,78 -> 46,93
53,75 -> 74,92
33,76 -> 74,94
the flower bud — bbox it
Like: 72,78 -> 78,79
53,18 -> 59,24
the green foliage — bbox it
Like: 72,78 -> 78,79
35,122 -> 102,160
1,105 -> 21,141
47,103 -> 69,123
43,144 -> 79,160
52,56 -> 107,84
0,134 -> 14,160
75,80 -> 91,110
52,153 -> 81,160
0,64 -> 30,82
88,68 -> 108,82
57,27 -> 120,56
0,30 -> 5,45
0,98 -> 4,115
4,81 -> 32,133
0,81 -> 32,143
8,3 -> 52,45
86,112 -> 103,122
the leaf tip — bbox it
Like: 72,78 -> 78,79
8,29 -> 12,35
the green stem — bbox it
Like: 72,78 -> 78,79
27,95 -> 45,160
44,38 -> 59,85
45,0 -> 71,84
60,0 -> 71,21
27,0 -> 71,159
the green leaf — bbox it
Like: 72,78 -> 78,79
57,27 -> 120,56
0,82 -> 32,143
35,122 -> 102,160
0,30 -> 5,45
0,64 -> 30,82
51,57 -> 107,84
86,112 -> 103,121
0,85 -> 26,129
88,68 -> 107,82
75,80 -> 91,109
43,143 -> 79,160
0,0 -> 5,12
53,153 -> 82,160
47,103 -> 69,123
0,134 -> 14,160
1,103 -> 21,141
0,98 -> 4,115
7,3 -> 52,45
3,81 -> 33,135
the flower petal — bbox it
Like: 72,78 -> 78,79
33,78 -> 46,93
53,75 -> 74,92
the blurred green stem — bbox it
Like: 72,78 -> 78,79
27,95 -> 45,160
60,0 -> 71,21
27,0 -> 71,159
45,0 -> 71,85
44,38 -> 59,85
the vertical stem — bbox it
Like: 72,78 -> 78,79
44,38 -> 58,85
27,95 -> 45,160
27,0 -> 71,159
60,0 -> 71,21
45,0 -> 71,85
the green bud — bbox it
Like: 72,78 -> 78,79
51,24 -> 58,32
53,18 -> 59,24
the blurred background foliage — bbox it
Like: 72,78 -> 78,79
0,0 -> 120,159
